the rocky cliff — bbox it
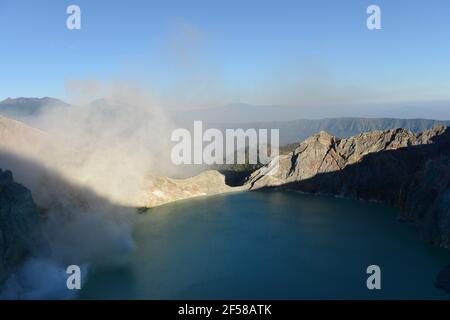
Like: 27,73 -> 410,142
0,169 -> 45,284
247,125 -> 450,248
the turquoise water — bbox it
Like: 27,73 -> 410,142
79,191 -> 450,299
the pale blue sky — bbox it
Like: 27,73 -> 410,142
1,0 -> 449,109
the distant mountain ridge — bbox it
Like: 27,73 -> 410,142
206,117 -> 450,145
0,97 -> 69,122
1,97 -> 449,145
175,101 -> 450,123
0,97 -> 64,105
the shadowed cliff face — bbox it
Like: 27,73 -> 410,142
0,150 -> 137,299
247,125 -> 450,248
0,169 -> 46,284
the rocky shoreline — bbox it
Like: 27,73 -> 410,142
140,170 -> 247,208
247,125 -> 450,248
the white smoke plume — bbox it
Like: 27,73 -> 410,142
25,81 -> 178,206
0,81 -> 177,299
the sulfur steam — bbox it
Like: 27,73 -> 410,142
0,82 -> 177,299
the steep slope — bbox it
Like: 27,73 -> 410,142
0,115 -> 48,153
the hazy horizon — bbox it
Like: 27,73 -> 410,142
1,0 -> 449,119
1,95 -> 449,121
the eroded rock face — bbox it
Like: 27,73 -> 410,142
142,170 -> 247,208
0,169 -> 44,283
405,157 -> 450,248
247,125 -> 450,248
